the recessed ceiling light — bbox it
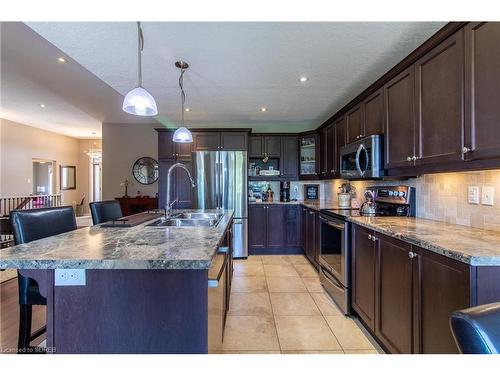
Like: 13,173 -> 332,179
299,76 -> 309,83
39,104 -> 46,108
57,57 -> 66,63
185,107 -> 191,112
260,107 -> 268,112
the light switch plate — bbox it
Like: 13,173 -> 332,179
468,186 -> 480,204
55,269 -> 86,286
482,186 -> 494,206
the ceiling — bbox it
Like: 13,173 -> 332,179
0,22 -> 154,138
2,22 -> 446,137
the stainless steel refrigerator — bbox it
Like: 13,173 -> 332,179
192,151 -> 248,258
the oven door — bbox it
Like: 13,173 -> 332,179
319,214 -> 348,286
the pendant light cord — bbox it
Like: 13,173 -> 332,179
137,21 -> 144,87
179,66 -> 186,126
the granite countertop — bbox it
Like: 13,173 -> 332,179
0,209 -> 234,270
346,215 -> 500,266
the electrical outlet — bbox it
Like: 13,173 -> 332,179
55,269 -> 86,286
468,186 -> 480,204
482,186 -> 494,206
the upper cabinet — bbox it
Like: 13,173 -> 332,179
363,89 -> 384,137
299,133 -> 319,179
464,22 -> 500,161
384,67 -> 416,169
347,105 -> 364,143
248,134 -> 298,180
414,30 -> 464,165
157,130 -> 192,160
280,136 -> 299,179
193,131 -> 248,151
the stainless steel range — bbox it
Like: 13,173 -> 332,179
319,185 -> 415,315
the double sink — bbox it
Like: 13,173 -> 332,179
147,212 -> 224,227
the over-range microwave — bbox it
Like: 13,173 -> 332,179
340,134 -> 384,179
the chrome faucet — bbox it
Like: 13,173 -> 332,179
165,162 -> 196,217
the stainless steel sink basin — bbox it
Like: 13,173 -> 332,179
175,212 -> 223,220
146,212 -> 224,227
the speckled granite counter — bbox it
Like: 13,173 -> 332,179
0,209 -> 234,270
347,216 -> 500,266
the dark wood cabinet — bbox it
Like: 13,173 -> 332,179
304,208 -> 319,267
347,105 -> 364,143
363,89 -> 384,137
266,205 -> 284,248
248,204 -> 287,251
300,206 -> 307,249
299,133 -> 319,179
280,136 -> 299,179
352,225 -> 376,331
220,132 -> 248,151
351,224 -> 481,354
249,136 -> 263,157
375,233 -> 413,354
464,22 -> 500,161
158,130 -> 192,160
248,204 -> 267,249
192,132 -> 221,151
264,136 -> 281,157
335,117 -> 346,175
414,246 -> 471,354
284,205 -> 301,248
158,159 -> 194,209
415,30 -> 464,166
193,131 -> 248,151
320,125 -> 336,178
384,66 -> 416,169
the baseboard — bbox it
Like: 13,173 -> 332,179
249,247 -> 305,255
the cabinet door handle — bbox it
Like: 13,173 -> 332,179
368,234 -> 372,240
411,155 -> 417,161
408,251 -> 417,259
462,147 -> 471,154
406,156 -> 412,162
309,211 -> 314,215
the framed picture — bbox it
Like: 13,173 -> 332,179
60,165 -> 76,190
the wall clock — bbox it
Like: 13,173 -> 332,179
132,157 -> 159,185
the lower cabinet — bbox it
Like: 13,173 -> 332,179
352,224 -> 474,354
248,204 -> 309,255
304,208 -> 320,267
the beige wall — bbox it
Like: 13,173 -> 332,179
102,122 -> 159,200
0,118 -> 96,210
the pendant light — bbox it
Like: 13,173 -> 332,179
172,61 -> 193,143
122,22 -> 158,116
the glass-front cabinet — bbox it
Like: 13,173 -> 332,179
299,134 -> 318,177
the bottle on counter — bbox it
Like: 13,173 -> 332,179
266,184 -> 274,203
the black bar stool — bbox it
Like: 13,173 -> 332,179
89,200 -> 123,225
10,206 -> 77,353
450,302 -> 500,354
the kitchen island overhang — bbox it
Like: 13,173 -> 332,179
0,209 -> 234,354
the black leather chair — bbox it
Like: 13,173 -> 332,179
89,200 -> 123,225
450,302 -> 500,354
10,206 -> 77,352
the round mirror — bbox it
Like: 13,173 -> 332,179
132,157 -> 159,185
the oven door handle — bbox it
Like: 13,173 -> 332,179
320,217 -> 345,231
320,267 -> 344,291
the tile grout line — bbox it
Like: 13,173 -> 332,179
264,269 -> 284,354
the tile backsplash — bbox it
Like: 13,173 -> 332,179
290,169 -> 500,231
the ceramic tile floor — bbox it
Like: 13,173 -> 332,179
222,255 -> 381,354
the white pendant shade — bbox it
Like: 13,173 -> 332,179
173,127 -> 193,143
122,86 -> 158,116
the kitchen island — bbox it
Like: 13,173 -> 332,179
0,209 -> 234,354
